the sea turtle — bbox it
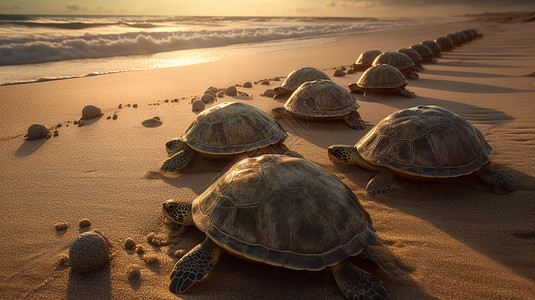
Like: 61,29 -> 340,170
328,105 -> 514,195
410,44 -> 436,63
447,33 -> 462,47
348,64 -> 416,98
271,79 -> 365,130
435,36 -> 454,51
272,67 -> 331,98
397,48 -> 423,71
162,154 -> 389,299
421,40 -> 442,58
353,49 -> 382,71
372,51 -> 418,79
159,102 -> 299,173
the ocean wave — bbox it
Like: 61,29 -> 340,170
0,23 -> 395,66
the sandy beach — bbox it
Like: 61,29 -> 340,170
1,17 -> 534,299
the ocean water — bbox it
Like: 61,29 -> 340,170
0,15 -> 423,85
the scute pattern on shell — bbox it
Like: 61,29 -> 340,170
356,105 -> 492,178
182,102 -> 287,155
397,48 -> 422,64
421,40 -> 442,53
355,50 -> 382,66
435,36 -> 454,50
281,67 -> 331,91
372,51 -> 415,71
284,79 -> 360,117
410,44 -> 433,58
191,154 -> 376,270
357,65 -> 408,89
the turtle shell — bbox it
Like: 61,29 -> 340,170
284,79 -> 360,118
356,105 -> 492,178
182,102 -> 287,155
435,36 -> 454,50
397,48 -> 422,65
191,154 -> 376,271
354,50 -> 382,69
447,33 -> 462,46
410,44 -> 433,59
421,40 -> 442,56
281,67 -> 331,91
372,51 -> 415,72
357,64 -> 408,89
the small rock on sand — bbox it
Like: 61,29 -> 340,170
226,86 -> 238,96
79,218 -> 91,228
263,89 -> 275,97
141,116 -> 162,127
260,80 -> 270,85
81,105 -> 103,120
192,100 -> 205,112
243,82 -> 252,88
69,231 -> 110,272
25,124 -> 50,140
201,94 -> 216,104
333,69 -> 346,77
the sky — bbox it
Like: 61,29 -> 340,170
0,0 -> 534,18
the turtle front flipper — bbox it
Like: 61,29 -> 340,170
169,237 -> 221,294
331,260 -> 389,300
400,89 -> 416,98
476,165 -> 515,194
161,148 -> 195,172
408,72 -> 419,79
366,168 -> 395,196
345,111 -> 366,130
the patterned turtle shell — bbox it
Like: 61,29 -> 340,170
356,105 -> 492,178
397,48 -> 423,65
354,50 -> 382,69
181,102 -> 287,155
372,51 -> 415,72
281,67 -> 331,91
410,44 -> 433,59
357,64 -> 408,89
191,154 -> 377,270
284,79 -> 360,118
435,36 -> 454,50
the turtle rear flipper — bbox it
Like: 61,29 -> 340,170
400,89 -> 416,98
345,111 -> 366,130
161,148 -> 195,172
331,261 -> 389,300
476,165 -> 515,194
366,169 -> 394,196
169,238 -> 220,294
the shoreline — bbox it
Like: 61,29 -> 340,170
1,18 -> 534,299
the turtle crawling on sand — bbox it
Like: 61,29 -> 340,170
272,67 -> 331,98
162,154 -> 388,299
160,102 -> 299,173
372,51 -> 418,79
272,79 -> 366,130
348,64 -> 416,98
353,49 -> 382,71
328,105 -> 514,196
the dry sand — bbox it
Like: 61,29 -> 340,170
0,18 -> 534,299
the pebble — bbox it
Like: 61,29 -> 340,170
69,231 -> 110,272
25,124 -> 50,140
81,105 -> 103,120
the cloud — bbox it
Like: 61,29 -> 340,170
66,3 -> 87,11
331,0 -> 535,7
0,3 -> 21,11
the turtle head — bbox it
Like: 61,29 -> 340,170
162,199 -> 195,226
165,138 -> 185,157
272,87 -> 288,98
328,145 -> 360,165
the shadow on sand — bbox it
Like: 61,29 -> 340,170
67,265 -> 111,300
15,138 -> 47,157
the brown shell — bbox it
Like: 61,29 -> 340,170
284,79 -> 359,118
435,36 -> 454,50
182,102 -> 287,155
356,105 -> 492,178
191,154 -> 376,271
397,48 -> 422,64
410,44 -> 433,58
355,50 -> 382,67
357,64 -> 408,89
421,40 -> 442,54
372,51 -> 415,72
281,67 -> 331,91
